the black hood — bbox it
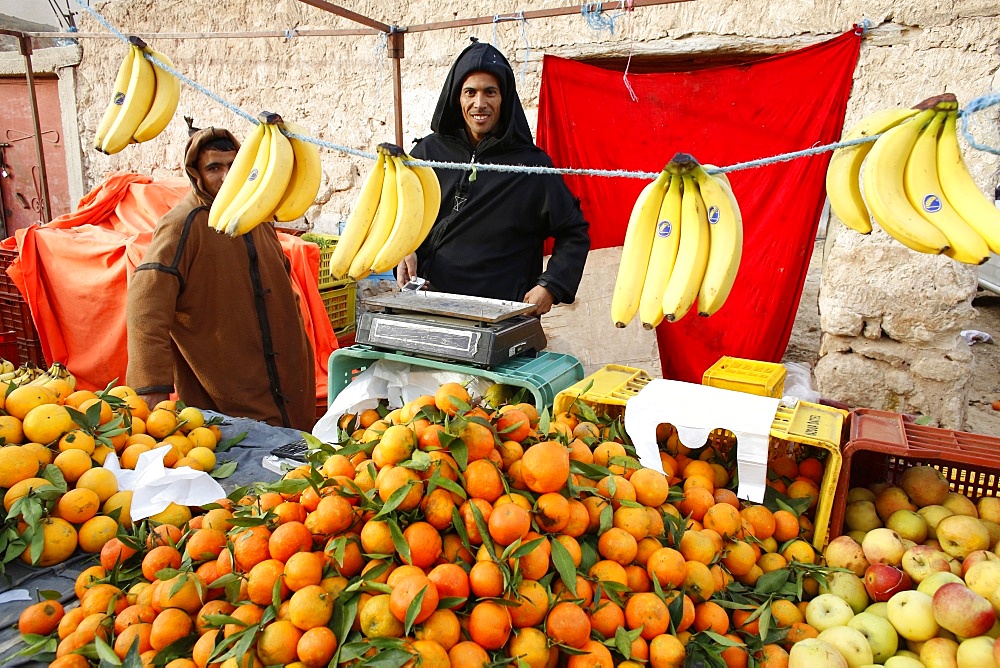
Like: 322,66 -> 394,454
429,40 -> 535,149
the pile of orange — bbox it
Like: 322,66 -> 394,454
0,381 -> 224,571
20,381 -> 835,667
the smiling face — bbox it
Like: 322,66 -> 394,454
196,148 -> 238,198
460,71 -> 502,147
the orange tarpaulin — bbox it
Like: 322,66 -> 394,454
3,173 -> 338,399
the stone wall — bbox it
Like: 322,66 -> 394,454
65,1 -> 1000,417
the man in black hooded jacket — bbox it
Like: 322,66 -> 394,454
395,39 -> 590,316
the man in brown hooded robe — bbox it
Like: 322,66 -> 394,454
126,126 -> 316,430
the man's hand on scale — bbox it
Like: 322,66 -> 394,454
523,285 -> 554,317
396,253 -> 418,290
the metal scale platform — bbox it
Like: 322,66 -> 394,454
355,290 -> 547,368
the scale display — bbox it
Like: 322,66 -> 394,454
356,291 -> 547,368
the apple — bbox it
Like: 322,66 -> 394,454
886,590 -> 939,641
917,571 -> 965,597
821,571 -> 871,613
887,510 -> 929,544
863,528 -> 907,566
884,655 -> 929,668
849,611 -> 900,663
826,535 -> 872,578
806,593 -> 856,632
942,492 -> 978,518
789,638 -> 849,668
981,520 -> 1000,550
991,587 -> 1000,618
961,550 -> 999,578
956,636 -> 996,668
900,465 -> 951,507
849,487 -> 878,504
937,515 -> 992,559
865,564 -> 913,602
964,560 -> 1000,601
876,486 -> 918,523
933,582 -> 996,637
993,636 -> 1000,666
978,498 -> 1000,524
819,626 -> 875,667
919,636 -> 959,668
901,545 -> 953,583
919,505 -> 955,540
847,500 -> 885,533
848,530 -> 870,545
866,602 -> 889,618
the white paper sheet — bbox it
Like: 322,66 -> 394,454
623,379 -> 781,503
103,446 -> 226,520
313,360 -> 493,444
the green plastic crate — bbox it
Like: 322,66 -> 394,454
328,345 -> 584,413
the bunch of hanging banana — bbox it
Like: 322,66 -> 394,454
94,36 -> 181,154
207,112 -> 322,237
611,153 -> 743,329
328,144 -> 442,281
826,93 -> 1000,264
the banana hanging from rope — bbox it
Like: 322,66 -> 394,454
661,171 -> 710,323
902,108 -> 989,265
937,110 -> 1000,255
826,107 -> 920,234
637,173 -> 681,329
824,93 -> 997,264
224,116 -> 294,237
328,144 -> 442,281
695,165 -> 743,317
610,169 -> 669,328
330,151 -> 385,280
613,152 -> 745,327
96,37 -> 181,154
271,121 -> 323,223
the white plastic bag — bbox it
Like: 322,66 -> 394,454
782,362 -> 821,403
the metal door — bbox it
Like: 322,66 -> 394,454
0,76 -> 70,236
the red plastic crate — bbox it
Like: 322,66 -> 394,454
0,331 -> 16,362
829,409 -> 1000,539
16,337 -> 45,368
0,247 -> 20,299
0,295 -> 36,341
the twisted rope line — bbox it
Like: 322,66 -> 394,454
77,1 -> 1000,178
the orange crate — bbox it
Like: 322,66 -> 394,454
829,409 -> 1000,540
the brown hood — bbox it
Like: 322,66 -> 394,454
184,127 -> 240,206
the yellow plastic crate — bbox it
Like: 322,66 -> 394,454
320,280 -> 356,337
556,365 -> 842,549
769,400 -> 845,550
553,364 -> 652,418
702,356 -> 786,398
302,232 -> 341,290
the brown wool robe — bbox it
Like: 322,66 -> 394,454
126,128 -> 316,430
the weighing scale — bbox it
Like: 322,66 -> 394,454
354,290 -> 547,368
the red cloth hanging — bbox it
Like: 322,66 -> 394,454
537,31 -> 861,383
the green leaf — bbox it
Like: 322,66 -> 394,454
215,432 -> 247,453
598,502 -> 613,534
467,499 -> 496,559
403,585 -> 428,636
388,518 -> 410,565
509,537 -> 544,559
755,569 -> 791,595
550,536 -> 577,597
448,437 -> 469,471
375,480 -> 417,518
95,635 -> 122,666
210,460 -> 238,479
614,626 -> 633,659
426,471 -> 466,499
